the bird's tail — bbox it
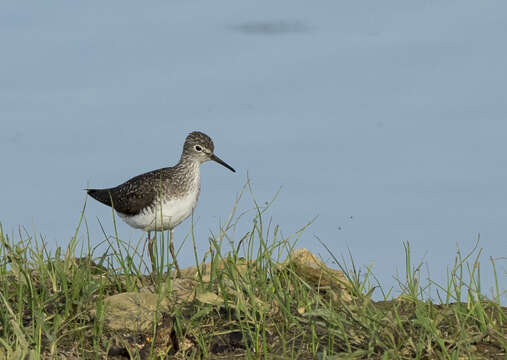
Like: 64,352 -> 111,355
86,188 -> 113,207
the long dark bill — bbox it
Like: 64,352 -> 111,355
210,154 -> 236,172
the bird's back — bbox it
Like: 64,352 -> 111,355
87,167 -> 174,216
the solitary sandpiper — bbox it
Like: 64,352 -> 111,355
86,131 -> 235,277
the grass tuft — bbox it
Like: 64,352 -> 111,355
0,186 -> 505,359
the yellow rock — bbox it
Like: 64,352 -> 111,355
284,248 -> 353,302
196,291 -> 224,306
178,258 -> 254,283
99,292 -> 169,332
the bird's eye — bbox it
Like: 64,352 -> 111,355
194,145 -> 202,152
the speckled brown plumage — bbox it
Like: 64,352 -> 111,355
87,165 -> 194,216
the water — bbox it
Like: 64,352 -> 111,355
1,0 -> 506,301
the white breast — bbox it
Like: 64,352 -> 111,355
118,186 -> 200,232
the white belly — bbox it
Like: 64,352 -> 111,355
118,189 -> 199,232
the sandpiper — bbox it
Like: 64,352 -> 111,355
86,131 -> 235,277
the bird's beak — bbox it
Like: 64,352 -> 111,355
210,154 -> 235,172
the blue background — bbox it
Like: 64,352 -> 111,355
1,0 -> 505,301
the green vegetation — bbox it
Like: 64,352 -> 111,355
0,185 -> 505,359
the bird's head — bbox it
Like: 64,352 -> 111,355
182,131 -> 235,172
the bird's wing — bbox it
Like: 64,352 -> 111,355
87,168 -> 168,216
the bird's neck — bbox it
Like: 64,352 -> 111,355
177,156 -> 200,171
175,157 -> 201,187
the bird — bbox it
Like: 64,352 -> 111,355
86,131 -> 235,277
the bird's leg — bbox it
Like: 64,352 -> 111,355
169,228 -> 181,278
147,231 -> 157,272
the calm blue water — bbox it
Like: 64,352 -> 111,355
1,0 -> 505,301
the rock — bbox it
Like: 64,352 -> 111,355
170,278 -> 198,304
178,258 -> 254,283
98,292 -> 170,332
91,249 -> 352,336
284,249 -> 353,302
196,291 -> 224,306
